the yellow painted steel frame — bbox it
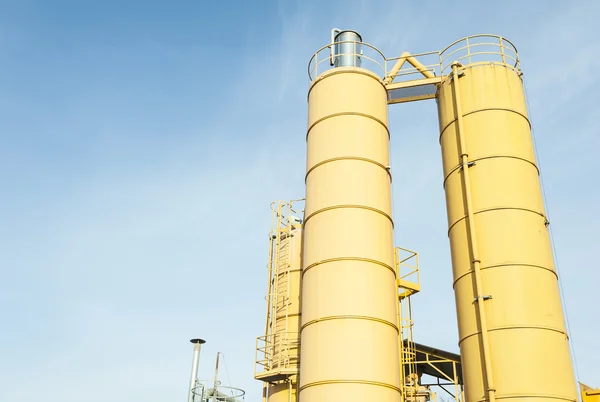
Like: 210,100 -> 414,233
416,355 -> 463,402
384,51 -> 442,103
396,250 -> 463,402
384,52 -> 436,83
581,383 -> 600,402
395,248 -> 421,402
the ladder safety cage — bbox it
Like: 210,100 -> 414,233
255,199 -> 304,382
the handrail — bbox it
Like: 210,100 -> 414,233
440,35 -> 520,74
396,246 -> 421,402
441,34 -> 518,57
307,34 -> 521,82
255,332 -> 300,375
396,247 -> 420,285
308,40 -> 387,80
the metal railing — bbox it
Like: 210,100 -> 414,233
308,40 -> 386,80
394,247 -> 422,402
255,332 -> 300,375
394,248 -> 464,402
308,34 -> 521,82
414,355 -> 464,402
396,247 -> 420,287
440,34 -> 520,74
192,382 -> 245,402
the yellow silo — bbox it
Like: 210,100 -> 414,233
299,30 -> 401,402
436,37 -> 577,402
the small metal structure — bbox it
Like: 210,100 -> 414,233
330,29 -> 362,68
192,382 -> 245,402
186,342 -> 245,402
581,383 -> 600,402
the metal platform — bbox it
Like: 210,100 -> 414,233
254,367 -> 298,383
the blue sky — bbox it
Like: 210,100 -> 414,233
0,0 -> 598,401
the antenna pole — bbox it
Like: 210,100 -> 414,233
212,352 -> 220,402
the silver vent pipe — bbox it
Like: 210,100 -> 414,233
330,29 -> 362,67
187,338 -> 206,402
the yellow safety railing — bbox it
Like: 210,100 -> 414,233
255,332 -> 300,377
394,247 -> 422,402
396,247 -> 421,298
394,247 -> 464,402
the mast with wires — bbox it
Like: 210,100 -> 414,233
186,346 -> 245,402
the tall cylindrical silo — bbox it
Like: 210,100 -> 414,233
436,38 -> 577,402
299,52 -> 401,402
